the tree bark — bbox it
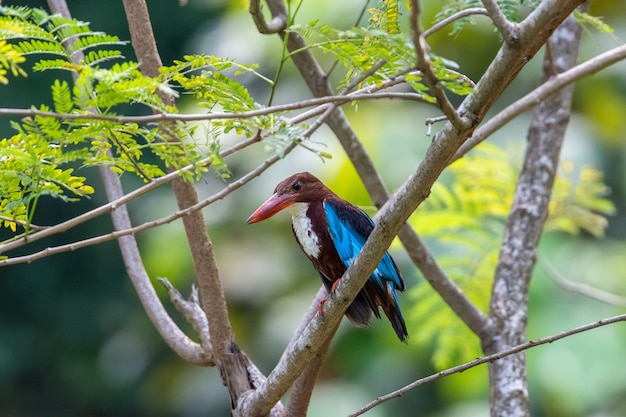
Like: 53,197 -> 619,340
120,0 -> 253,410
485,12 -> 585,417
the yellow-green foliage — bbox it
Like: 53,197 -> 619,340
0,6 -> 307,238
0,130 -> 94,233
290,16 -> 472,98
408,144 -> 614,369
368,0 -> 408,35
0,39 -> 26,84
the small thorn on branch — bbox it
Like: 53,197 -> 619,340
425,115 -> 448,136
158,277 -> 213,353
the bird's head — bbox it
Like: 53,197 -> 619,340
246,172 -> 330,223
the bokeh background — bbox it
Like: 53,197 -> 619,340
1,0 -> 626,416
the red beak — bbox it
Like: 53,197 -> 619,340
246,193 -> 294,224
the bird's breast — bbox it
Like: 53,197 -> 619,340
287,202 -> 321,259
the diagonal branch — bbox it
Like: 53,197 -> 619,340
45,0 -> 211,367
350,313 -> 626,417
0,146 -> 295,267
424,8 -> 489,37
0,89 -> 430,124
120,0 -> 256,409
285,288 -> 338,417
452,43 -> 626,162
258,0 -> 490,340
538,256 -> 626,308
240,1 -> 587,414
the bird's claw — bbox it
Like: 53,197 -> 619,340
317,296 -> 328,317
318,279 -> 342,318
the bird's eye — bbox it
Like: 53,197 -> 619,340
292,180 -> 302,191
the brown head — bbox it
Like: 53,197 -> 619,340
246,172 -> 334,223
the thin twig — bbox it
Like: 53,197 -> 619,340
0,216 -> 49,231
340,59 -> 388,95
0,74 -> 351,267
425,115 -> 448,136
349,313 -> 626,417
0,88 -> 431,124
538,256 -> 626,308
423,8 -> 489,38
0,143 -> 293,267
0,154 -> 208,255
409,0 -> 466,130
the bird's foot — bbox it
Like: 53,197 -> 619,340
318,280 -> 341,317
317,296 -> 328,317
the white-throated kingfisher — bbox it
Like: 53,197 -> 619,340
246,172 -> 408,342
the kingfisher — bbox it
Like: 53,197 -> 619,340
246,172 -> 408,342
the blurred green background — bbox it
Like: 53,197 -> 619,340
1,0 -> 626,416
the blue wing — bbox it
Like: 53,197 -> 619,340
323,200 -> 404,291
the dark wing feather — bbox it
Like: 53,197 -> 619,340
323,200 -> 404,291
324,199 -> 408,341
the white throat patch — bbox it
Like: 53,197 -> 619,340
287,202 -> 321,259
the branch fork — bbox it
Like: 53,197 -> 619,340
158,278 -> 213,357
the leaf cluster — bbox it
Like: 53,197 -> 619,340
290,15 -> 473,99
0,123 -> 94,233
0,6 -> 313,238
367,0 -> 411,35
434,0 -> 522,36
408,144 -> 614,369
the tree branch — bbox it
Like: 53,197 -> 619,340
241,1 -> 586,413
409,0 -> 467,130
452,43 -> 626,161
485,12 -> 584,417
100,164 -> 214,365
538,256 -> 626,308
423,8 -> 489,38
250,0 -> 287,34
284,287 -> 333,417
121,0 -> 254,408
349,313 -> 626,417
45,0 -> 212,367
0,147 -> 293,266
480,0 -> 518,42
465,0 -> 585,122
0,88 -> 432,124
158,278 -> 214,357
